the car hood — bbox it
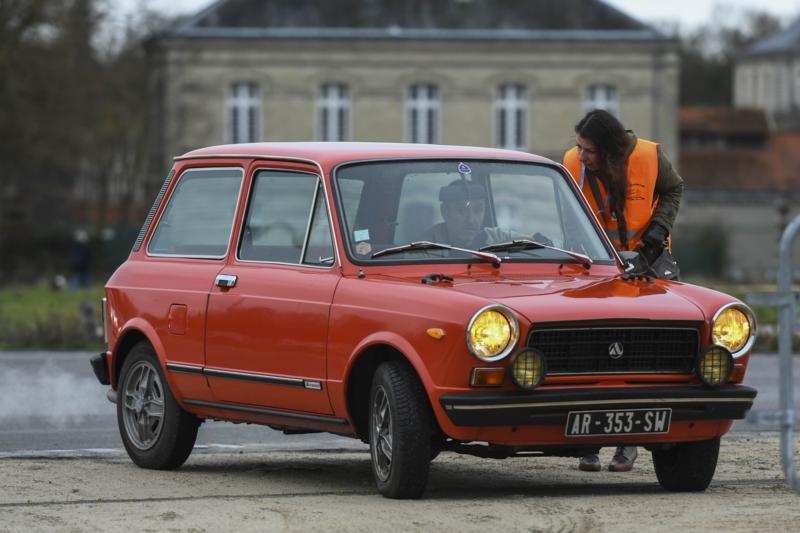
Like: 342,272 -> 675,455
447,275 -> 706,324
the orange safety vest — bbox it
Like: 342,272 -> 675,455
563,139 -> 659,251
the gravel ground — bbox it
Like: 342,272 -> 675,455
1,432 -> 799,532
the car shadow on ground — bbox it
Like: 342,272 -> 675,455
169,450 -> 677,499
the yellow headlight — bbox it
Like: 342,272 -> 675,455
712,307 -> 751,353
467,307 -> 519,361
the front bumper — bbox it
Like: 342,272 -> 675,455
439,385 -> 757,427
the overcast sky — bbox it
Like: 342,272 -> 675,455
119,0 -> 800,30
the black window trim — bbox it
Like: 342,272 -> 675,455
145,166 -> 245,260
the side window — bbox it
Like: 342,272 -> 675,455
239,170 -> 329,265
147,168 -> 243,258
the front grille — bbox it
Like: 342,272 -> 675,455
528,327 -> 699,375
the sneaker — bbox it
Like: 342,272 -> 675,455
608,446 -> 638,472
579,453 -> 601,472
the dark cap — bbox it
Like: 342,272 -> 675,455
438,180 -> 488,203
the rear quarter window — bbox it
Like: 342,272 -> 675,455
147,168 -> 243,258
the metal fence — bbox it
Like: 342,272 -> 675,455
747,214 -> 800,492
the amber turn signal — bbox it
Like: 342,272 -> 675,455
427,328 -> 446,340
470,367 -> 505,387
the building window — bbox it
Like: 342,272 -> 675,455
227,82 -> 261,144
584,84 -> 619,116
317,83 -> 351,142
495,84 -> 528,150
406,84 -> 440,144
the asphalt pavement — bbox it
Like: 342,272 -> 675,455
0,351 -> 797,456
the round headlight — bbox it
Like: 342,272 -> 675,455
712,306 -> 753,354
510,349 -> 546,390
697,345 -> 733,387
467,305 -> 519,362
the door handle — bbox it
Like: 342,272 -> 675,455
215,274 -> 238,288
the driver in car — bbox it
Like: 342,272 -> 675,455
422,179 -> 515,249
422,179 -> 553,252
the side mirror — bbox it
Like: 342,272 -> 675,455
619,251 -> 639,272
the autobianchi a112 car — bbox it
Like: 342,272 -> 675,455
91,142 -> 757,499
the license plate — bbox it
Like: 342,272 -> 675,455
565,408 -> 672,437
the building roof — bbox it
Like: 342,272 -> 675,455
743,18 -> 800,57
680,107 -> 768,137
168,0 -> 667,42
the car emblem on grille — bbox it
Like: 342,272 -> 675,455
608,342 -> 624,359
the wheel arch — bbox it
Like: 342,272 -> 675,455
111,320 -> 166,389
344,340 -> 439,442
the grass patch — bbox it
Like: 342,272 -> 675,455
0,284 -> 105,349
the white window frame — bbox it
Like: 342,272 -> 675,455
583,84 -> 619,116
316,83 -> 351,142
494,83 -> 529,151
406,84 -> 440,144
227,82 -> 261,144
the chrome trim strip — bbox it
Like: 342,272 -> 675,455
146,167 -> 245,260
711,302 -> 758,359
166,363 -> 204,375
448,397 -> 755,411
184,399 -> 348,425
203,367 -> 306,387
166,363 -> 323,390
547,371 -> 692,376
530,326 -> 700,332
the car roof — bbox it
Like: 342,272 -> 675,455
177,142 -> 556,169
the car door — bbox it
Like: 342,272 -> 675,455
141,165 -> 245,400
204,166 -> 339,415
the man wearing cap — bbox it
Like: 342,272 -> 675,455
422,179 -> 514,249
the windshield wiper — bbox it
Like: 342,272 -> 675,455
479,239 -> 593,269
372,241 -> 501,267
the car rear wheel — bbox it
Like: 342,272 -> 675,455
652,437 -> 720,492
369,360 -> 432,499
117,341 -> 200,470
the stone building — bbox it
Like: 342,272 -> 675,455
675,107 -> 800,281
149,0 -> 679,169
734,18 -> 800,131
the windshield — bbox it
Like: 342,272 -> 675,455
334,160 -> 614,264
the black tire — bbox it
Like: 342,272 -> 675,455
369,360 -> 432,499
652,437 -> 720,492
116,341 -> 200,470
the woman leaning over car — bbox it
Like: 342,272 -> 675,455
562,109 -> 684,472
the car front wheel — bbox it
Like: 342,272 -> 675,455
652,437 -> 720,492
117,341 -> 200,470
369,360 -> 432,499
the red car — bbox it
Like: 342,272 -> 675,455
91,142 -> 757,499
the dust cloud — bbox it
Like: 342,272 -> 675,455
0,359 -> 112,429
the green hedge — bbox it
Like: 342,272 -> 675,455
0,284 -> 105,349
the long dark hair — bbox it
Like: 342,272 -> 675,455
575,109 -> 631,248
